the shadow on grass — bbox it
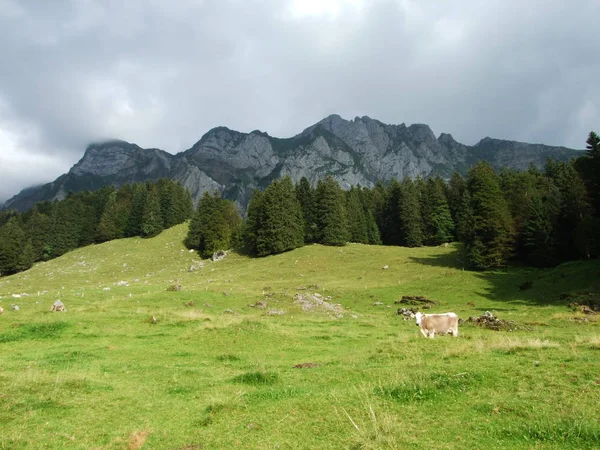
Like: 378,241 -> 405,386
410,247 -> 600,306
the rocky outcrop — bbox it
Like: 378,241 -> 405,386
2,115 -> 582,212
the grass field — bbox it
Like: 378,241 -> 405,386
1,224 -> 599,449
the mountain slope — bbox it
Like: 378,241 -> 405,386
3,115 -> 582,211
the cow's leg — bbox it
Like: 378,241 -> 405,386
419,328 -> 428,338
428,330 -> 435,339
452,327 -> 459,337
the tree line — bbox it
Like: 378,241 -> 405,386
1,130 -> 598,276
184,131 -> 600,270
0,179 -> 193,275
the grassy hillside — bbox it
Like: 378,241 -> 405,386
1,224 -> 599,449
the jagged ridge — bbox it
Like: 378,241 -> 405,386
3,115 -> 581,211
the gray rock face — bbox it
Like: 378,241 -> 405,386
3,115 -> 582,212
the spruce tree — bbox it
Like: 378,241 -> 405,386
346,187 -> 368,243
140,184 -> 163,238
398,178 -> 424,247
465,161 -> 514,270
195,191 -> 231,258
24,206 -> 51,261
0,217 -> 26,275
380,179 -> 402,246
523,195 -> 557,267
314,176 -> 349,246
296,177 -> 317,243
96,191 -> 120,242
126,183 -> 147,237
242,189 -> 265,255
256,177 -> 304,256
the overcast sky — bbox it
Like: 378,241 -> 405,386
1,0 -> 599,203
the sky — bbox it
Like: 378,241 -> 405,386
1,0 -> 599,203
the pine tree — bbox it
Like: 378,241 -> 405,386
358,187 -> 382,245
140,184 -> 163,238
314,177 -> 349,246
398,178 -> 424,247
465,161 -> 514,270
447,172 -> 467,238
256,177 -> 304,256
184,201 -> 204,250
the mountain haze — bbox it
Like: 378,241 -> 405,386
3,115 -> 581,211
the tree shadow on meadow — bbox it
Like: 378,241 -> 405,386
409,247 -> 600,307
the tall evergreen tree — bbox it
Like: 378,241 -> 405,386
256,177 -> 304,256
96,191 -> 121,242
398,177 -> 424,247
0,217 -> 26,275
346,186 -> 369,243
523,195 -> 557,267
380,179 -> 403,246
314,176 -> 349,246
24,206 -> 51,261
296,177 -> 317,243
193,191 -> 232,258
465,161 -> 514,270
140,184 -> 163,238
423,177 -> 454,245
241,189 -> 265,256
126,183 -> 147,237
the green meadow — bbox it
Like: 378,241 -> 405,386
1,224 -> 599,449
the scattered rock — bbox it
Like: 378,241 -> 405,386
266,309 -> 285,316
466,302 -> 475,307
396,307 -> 417,319
50,300 -> 66,312
394,295 -> 438,308
293,293 -> 344,314
188,260 -> 205,272
151,316 -> 158,324
382,265 -> 389,270
11,294 -> 21,298
184,301 -> 195,307
167,284 -> 182,292
293,362 -> 320,369
373,301 -> 385,306
249,301 -> 267,309
466,311 -> 527,331
103,287 -> 111,291
212,250 -> 227,262
12,305 -> 20,311
223,308 -> 236,314
115,280 -> 129,287
222,291 -> 230,296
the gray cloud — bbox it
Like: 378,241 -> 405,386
1,0 -> 599,203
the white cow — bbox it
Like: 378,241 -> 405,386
414,312 -> 459,338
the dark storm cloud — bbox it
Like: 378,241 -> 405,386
1,0 -> 599,203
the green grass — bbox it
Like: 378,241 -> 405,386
0,224 -> 599,449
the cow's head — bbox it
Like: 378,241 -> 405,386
414,311 -> 423,326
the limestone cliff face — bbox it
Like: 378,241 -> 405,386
3,115 -> 581,212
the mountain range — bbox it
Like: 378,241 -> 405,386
3,114 -> 581,211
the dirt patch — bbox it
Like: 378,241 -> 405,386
394,295 -> 438,308
293,362 -> 320,369
466,311 -> 529,332
293,293 -> 344,314
127,430 -> 150,450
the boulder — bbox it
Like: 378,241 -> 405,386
50,300 -> 66,312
